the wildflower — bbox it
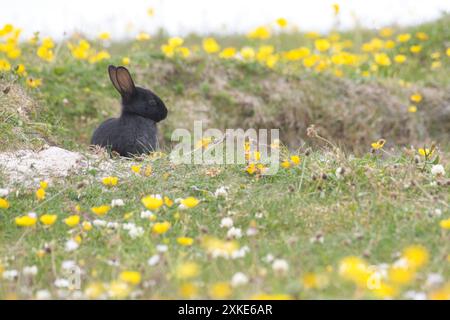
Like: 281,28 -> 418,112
177,237 -> 194,246
250,293 -> 293,300
136,32 -> 151,41
39,214 -> 57,226
64,215 -> 80,227
240,47 -> 255,60
35,188 -> 46,201
26,77 -> 42,88
220,217 -> 234,228
147,255 -> 160,266
111,199 -> 125,207
202,37 -> 220,54
142,195 -> 163,210
35,290 -> 52,300
410,93 -> 422,103
131,164 -> 141,174
231,272 -> 249,287
179,282 -> 198,298
152,221 -> 171,234
332,3 -> 340,15
91,205 -> 111,216
93,219 -> 107,227
374,53 -> 391,66
102,176 -> 118,186
371,139 -> 386,150
394,55 -> 407,64
338,256 -> 371,287
431,164 -> 445,176
15,215 -> 37,227
402,245 -> 429,268
15,64 -> 26,76
227,227 -> 242,239
379,27 -> 393,38
121,56 -> 130,65
214,186 -> 229,198
276,18 -> 288,28
408,105 -> 417,113
179,197 -> 200,209
388,264 -> 415,285
84,282 -> 105,299
302,272 -> 329,289
315,39 -> 331,52
2,269 -> 18,281
168,37 -> 184,47
0,198 -> 10,209
415,32 -> 429,41
219,47 -> 236,59
23,265 -> 38,277
247,26 -> 271,40
290,155 -> 301,165
431,61 -> 442,69
108,281 -> 131,298
440,219 -> 450,230
82,221 -> 92,231
98,32 -> 110,41
209,282 -> 232,299
410,45 -> 422,54
65,239 -> 79,252
281,161 -> 291,169
272,259 -> 289,274
119,271 -> 141,285
176,262 -> 199,279
397,33 -> 411,42
0,59 -> 11,71
0,188 -> 9,197
418,148 -> 433,157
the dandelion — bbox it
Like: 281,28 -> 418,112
0,59 -> 11,71
394,55 -> 407,64
315,39 -> 331,52
179,282 -> 198,298
131,164 -> 141,174
402,245 -> 429,268
177,237 -> 194,246
332,3 -> 340,15
210,282 -> 232,299
102,176 -> 118,186
219,47 -> 236,59
371,139 -> 386,150
397,33 -> 411,42
64,215 -> 80,227
82,221 -> 93,231
374,53 -> 391,66
15,215 -> 37,227
176,262 -> 199,279
290,155 -> 301,165
439,219 -> 450,230
26,78 -> 42,88
119,271 -> 141,285
240,47 -> 255,60
15,63 -> 26,76
338,256 -> 371,287
179,197 -> 200,209
91,205 -> 111,216
39,214 -> 57,226
415,32 -> 429,41
142,195 -> 163,210
203,37 -> 220,54
410,93 -> 422,103
0,198 -> 10,209
98,32 -> 110,41
152,221 -> 171,234
136,32 -> 151,41
408,105 -> 417,113
410,45 -> 422,54
247,26 -> 271,40
281,161 -> 291,169
276,18 -> 288,28
379,27 -> 393,38
418,148 -> 433,157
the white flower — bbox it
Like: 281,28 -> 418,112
231,246 -> 250,259
255,212 -> 263,219
140,210 -> 154,219
65,239 -> 79,252
231,272 -> 249,287
35,289 -> 52,300
23,265 -> 38,276
431,164 -> 445,176
28,212 -> 37,219
272,259 -> 289,274
2,269 -> 18,281
246,227 -> 258,236
128,226 -> 144,239
265,254 -> 274,263
111,199 -> 125,207
156,244 -> 168,252
122,222 -> 136,230
0,188 -> 9,197
106,222 -> 119,230
54,278 -> 70,288
214,186 -> 229,198
433,209 -> 442,217
147,255 -> 160,266
393,258 -> 409,268
93,219 -> 107,227
227,227 -> 242,239
220,217 -> 233,228
425,273 -> 444,288
61,260 -> 76,270
404,291 -> 427,300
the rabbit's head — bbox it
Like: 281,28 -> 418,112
108,65 -> 167,122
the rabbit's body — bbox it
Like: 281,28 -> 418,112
91,66 -> 167,157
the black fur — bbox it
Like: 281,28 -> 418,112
91,66 -> 167,157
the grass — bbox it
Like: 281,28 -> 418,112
0,15 -> 449,299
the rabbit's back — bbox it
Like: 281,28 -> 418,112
91,115 -> 158,156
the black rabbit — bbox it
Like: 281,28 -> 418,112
91,65 -> 167,157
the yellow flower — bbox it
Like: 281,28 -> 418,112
176,262 -> 199,279
147,7 -> 155,17
26,78 -> 42,88
315,39 -> 331,52
180,197 -> 200,209
82,221 -> 93,231
281,161 -> 291,169
209,282 -> 232,299
179,282 -> 198,298
418,148 -> 433,157
440,218 -> 450,230
302,273 -> 329,289
98,32 -> 110,41
431,61 -> 441,69
64,215 -> 80,227
84,282 -> 105,299
102,176 -> 118,186
379,27 -> 393,38
397,33 -> 411,42
408,105 -> 417,113
136,32 -> 151,41
410,45 -> 422,53
246,163 -> 257,174
0,59 -> 12,72
402,245 -> 429,268
36,188 -> 46,201
68,40 -> 91,60
144,165 -> 152,177
415,32 -> 428,41
447,48 -> 450,57
202,37 -> 220,54
219,47 -> 236,59
338,256 -> 372,287
121,57 -> 130,65
168,37 -> 184,47
290,155 -> 301,165
371,139 -> 386,150
371,282 -> 398,299
177,47 -> 191,58
37,45 -> 54,62
0,198 -> 10,209
40,214 -> 57,226
164,196 -> 173,207
374,53 -> 391,66
410,93 -> 422,103
91,205 -> 111,216
332,3 -> 340,15
119,271 -> 141,285
247,26 -> 271,40
40,181 -> 48,189
15,63 -> 26,76
250,293 -> 293,300
388,265 -> 415,285
108,281 -> 131,298
177,237 -> 194,246
394,54 -> 407,64
152,221 -> 171,234
88,50 -> 110,64
276,18 -> 288,28
240,47 -> 255,60
131,165 -> 141,174
142,195 -> 163,210
15,215 -> 37,227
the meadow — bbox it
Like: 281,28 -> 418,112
0,10 -> 449,299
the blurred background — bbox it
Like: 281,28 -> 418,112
1,0 -> 450,39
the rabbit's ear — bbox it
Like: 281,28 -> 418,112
116,66 -> 136,97
108,65 -> 122,94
